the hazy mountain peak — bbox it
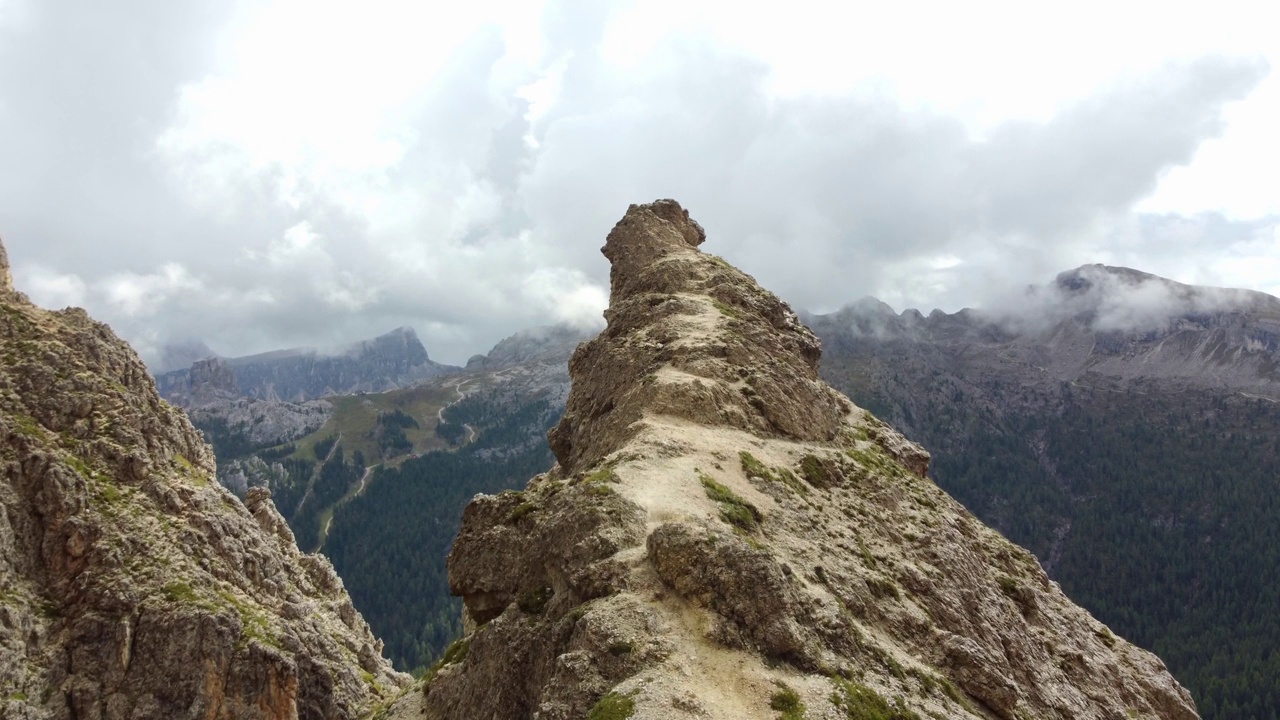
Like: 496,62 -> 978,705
154,337 -> 218,374
467,323 -> 595,370
846,295 -> 898,316
1055,263 -> 1165,292
157,326 -> 459,405
1024,264 -> 1280,335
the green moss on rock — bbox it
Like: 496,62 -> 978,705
830,679 -> 921,720
587,691 -> 637,720
700,472 -> 762,532
771,681 -> 806,719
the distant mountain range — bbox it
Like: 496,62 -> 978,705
812,264 -> 1280,401
808,264 -> 1280,720
155,326 -> 460,405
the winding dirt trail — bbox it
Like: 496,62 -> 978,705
317,377 -> 478,550
296,431 -> 342,513
439,377 -> 477,444
317,464 -> 375,550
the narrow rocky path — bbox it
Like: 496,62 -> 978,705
316,464 -> 373,551
317,377 -> 478,551
438,377 -> 477,444
296,430 -> 342,513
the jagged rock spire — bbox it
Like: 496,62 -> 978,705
402,200 -> 1197,720
548,199 -> 848,474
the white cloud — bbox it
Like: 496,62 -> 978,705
19,265 -> 87,309
101,263 -> 203,317
1,0 -> 1277,367
522,266 -> 607,330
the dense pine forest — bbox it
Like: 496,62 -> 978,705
322,392 -> 560,672
832,366 -> 1280,720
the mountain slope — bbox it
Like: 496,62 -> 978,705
0,238 -> 407,719
386,201 -> 1195,720
809,267 -> 1280,719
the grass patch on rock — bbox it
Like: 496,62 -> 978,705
508,502 -> 537,523
587,691 -> 637,720
422,637 -> 470,695
162,580 -> 198,604
830,679 -> 921,720
713,299 -> 740,319
699,471 -> 762,533
771,681 -> 806,719
741,451 -> 809,495
799,454 -> 840,489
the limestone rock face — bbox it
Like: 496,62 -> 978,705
465,324 -> 591,372
0,238 -> 408,719
396,200 -> 1198,720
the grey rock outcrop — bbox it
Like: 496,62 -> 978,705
189,397 -> 332,449
0,237 -> 408,719
388,200 -> 1197,720
188,357 -> 240,405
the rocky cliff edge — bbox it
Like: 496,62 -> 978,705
0,238 -> 408,719
392,200 -> 1198,720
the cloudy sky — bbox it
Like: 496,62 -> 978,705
1,0 -> 1277,366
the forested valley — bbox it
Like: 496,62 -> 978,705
322,392 -> 560,672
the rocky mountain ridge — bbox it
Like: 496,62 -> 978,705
809,264 -> 1280,408
465,324 -> 594,372
174,321 -> 587,671
152,338 -> 217,375
157,326 -> 459,406
386,201 -> 1196,720
0,237 -> 407,719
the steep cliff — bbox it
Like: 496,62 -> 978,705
390,200 -> 1197,720
0,239 -> 408,719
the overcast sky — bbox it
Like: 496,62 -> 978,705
1,0 -> 1277,365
